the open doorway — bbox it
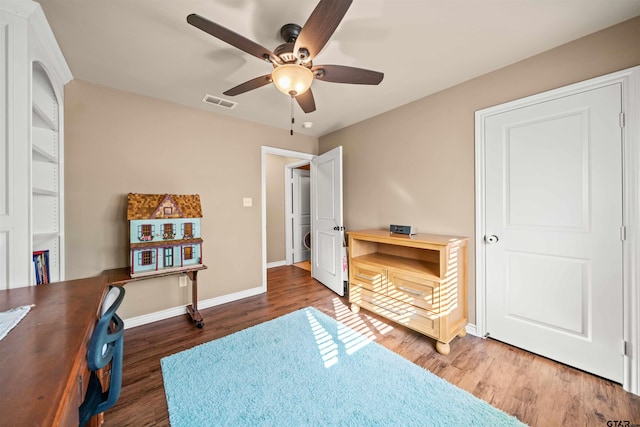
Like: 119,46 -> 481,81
261,147 -> 314,288
262,146 -> 346,296
265,155 -> 310,270
287,162 -> 311,272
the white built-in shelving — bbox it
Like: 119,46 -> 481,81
31,63 -> 62,283
0,2 -> 71,288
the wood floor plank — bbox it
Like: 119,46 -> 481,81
103,265 -> 640,426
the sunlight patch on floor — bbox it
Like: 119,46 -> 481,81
363,313 -> 394,335
305,310 -> 339,368
333,297 -> 394,337
332,298 -> 375,354
305,299 -> 397,368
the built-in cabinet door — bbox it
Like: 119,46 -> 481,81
0,14 -> 11,289
0,11 -> 31,289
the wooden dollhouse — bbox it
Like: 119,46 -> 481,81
127,193 -> 203,277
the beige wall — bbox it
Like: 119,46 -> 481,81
64,80 -> 318,319
319,16 -> 640,324
266,155 -> 304,263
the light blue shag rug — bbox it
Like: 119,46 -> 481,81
161,307 -> 526,427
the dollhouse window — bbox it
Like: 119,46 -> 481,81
139,250 -> 155,266
163,223 -> 175,239
164,248 -> 173,267
184,246 -> 193,260
139,224 -> 153,236
139,224 -> 154,239
182,222 -> 193,238
164,207 -> 173,215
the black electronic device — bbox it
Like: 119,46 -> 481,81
390,224 -> 416,235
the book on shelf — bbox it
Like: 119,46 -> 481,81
33,250 -> 50,285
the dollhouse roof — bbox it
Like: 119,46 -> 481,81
127,193 -> 202,220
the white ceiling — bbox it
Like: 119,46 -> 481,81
37,0 -> 640,137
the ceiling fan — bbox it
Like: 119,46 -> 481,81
187,0 -> 384,114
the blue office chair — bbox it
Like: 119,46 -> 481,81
79,285 -> 125,427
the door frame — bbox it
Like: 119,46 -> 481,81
284,160 -> 311,266
475,66 -> 640,394
261,146 -> 314,290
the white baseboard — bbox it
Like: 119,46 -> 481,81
465,323 -> 478,337
123,289 -> 481,339
123,285 -> 266,329
266,260 -> 286,268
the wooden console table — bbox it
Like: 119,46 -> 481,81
102,265 -> 208,328
348,229 -> 468,355
0,276 -> 108,426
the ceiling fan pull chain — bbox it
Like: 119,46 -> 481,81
290,95 -> 295,136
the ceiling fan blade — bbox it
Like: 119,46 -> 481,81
223,74 -> 273,96
312,65 -> 384,85
187,14 -> 281,64
295,89 -> 316,113
294,0 -> 352,62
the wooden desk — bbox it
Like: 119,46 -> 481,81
0,276 -> 108,426
102,265 -> 208,328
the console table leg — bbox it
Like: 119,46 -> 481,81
186,271 -> 204,328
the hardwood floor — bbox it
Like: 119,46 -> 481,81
104,265 -> 640,426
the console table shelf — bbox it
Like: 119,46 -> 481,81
352,253 -> 441,279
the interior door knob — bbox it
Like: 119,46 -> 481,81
485,235 -> 499,244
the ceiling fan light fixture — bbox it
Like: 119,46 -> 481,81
272,64 -> 313,97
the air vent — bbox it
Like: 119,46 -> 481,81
202,94 -> 237,110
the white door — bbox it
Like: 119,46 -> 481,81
292,168 -> 311,263
311,146 -> 345,296
484,83 -> 624,383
